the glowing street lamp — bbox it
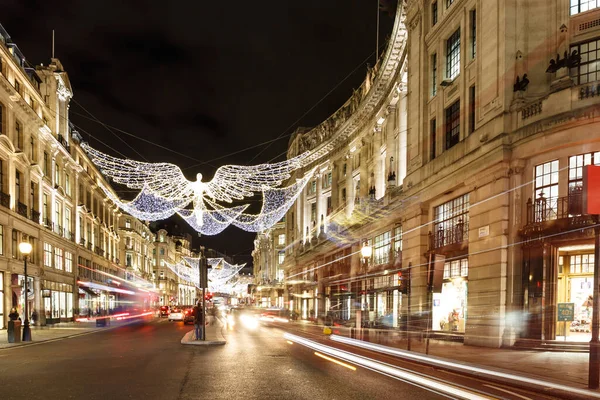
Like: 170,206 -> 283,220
19,241 -> 32,342
361,242 -> 372,259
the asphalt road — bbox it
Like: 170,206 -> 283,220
0,318 -> 446,400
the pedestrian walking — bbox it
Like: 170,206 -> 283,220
193,302 -> 204,340
31,309 -> 38,325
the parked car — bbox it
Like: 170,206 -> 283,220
168,308 -> 184,322
159,306 -> 169,318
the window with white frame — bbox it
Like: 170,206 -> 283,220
374,231 -> 391,265
433,193 -> 469,248
534,160 -> 559,219
569,152 -> 600,194
446,28 -> 461,80
571,0 -> 600,15
44,242 -> 52,267
125,219 -> 131,229
570,254 -> 595,273
55,247 -> 63,270
65,252 -> 73,273
443,258 -> 468,279
278,234 -> 285,246
278,251 -> 285,265
393,225 -> 402,255
570,38 -> 600,85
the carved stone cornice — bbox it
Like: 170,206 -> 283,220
290,0 -> 408,167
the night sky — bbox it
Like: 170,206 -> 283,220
3,1 -> 394,267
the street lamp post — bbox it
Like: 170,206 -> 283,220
19,241 -> 33,342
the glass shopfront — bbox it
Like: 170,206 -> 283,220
557,249 -> 595,341
42,280 -> 73,323
432,258 -> 468,333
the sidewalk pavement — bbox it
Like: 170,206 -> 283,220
181,316 -> 226,346
0,317 -> 155,350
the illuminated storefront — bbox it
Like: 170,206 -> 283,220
361,274 -> 403,328
556,248 -> 595,341
42,280 -> 74,323
432,258 -> 468,333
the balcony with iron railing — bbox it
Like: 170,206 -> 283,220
43,218 -> 53,230
17,202 -> 27,218
57,134 -> 71,153
429,218 -> 469,251
30,209 -> 40,224
522,190 -> 596,236
0,192 -> 10,209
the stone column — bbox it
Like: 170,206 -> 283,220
398,93 -> 408,184
330,161 -> 339,211
345,154 -> 353,218
386,105 -> 397,184
359,141 -> 369,199
503,159 -> 525,346
373,126 -> 384,199
315,173 -> 323,237
8,155 -> 15,210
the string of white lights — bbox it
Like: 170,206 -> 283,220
82,143 -> 315,234
164,257 -> 246,294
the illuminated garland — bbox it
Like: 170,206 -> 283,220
82,143 -> 315,235
164,257 -> 246,294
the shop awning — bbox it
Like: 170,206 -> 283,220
79,286 -> 99,297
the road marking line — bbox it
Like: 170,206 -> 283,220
314,351 -> 357,371
483,384 -> 533,400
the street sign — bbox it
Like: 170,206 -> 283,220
557,303 -> 575,322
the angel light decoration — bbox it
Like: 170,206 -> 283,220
81,143 -> 316,235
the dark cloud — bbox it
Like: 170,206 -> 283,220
3,0 -> 394,266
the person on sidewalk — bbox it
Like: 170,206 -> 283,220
8,308 -> 19,321
31,309 -> 38,326
193,303 -> 204,340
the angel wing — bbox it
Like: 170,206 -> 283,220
205,152 -> 311,203
82,143 -> 194,201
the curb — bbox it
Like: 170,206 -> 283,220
180,330 -> 226,346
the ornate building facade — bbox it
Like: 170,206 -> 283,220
256,0 -> 600,348
0,23 -> 159,328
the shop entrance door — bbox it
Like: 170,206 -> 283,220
556,245 -> 595,341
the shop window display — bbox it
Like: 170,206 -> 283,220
433,258 -> 468,332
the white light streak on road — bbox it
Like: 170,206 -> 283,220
284,333 -> 492,400
330,335 -> 600,399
